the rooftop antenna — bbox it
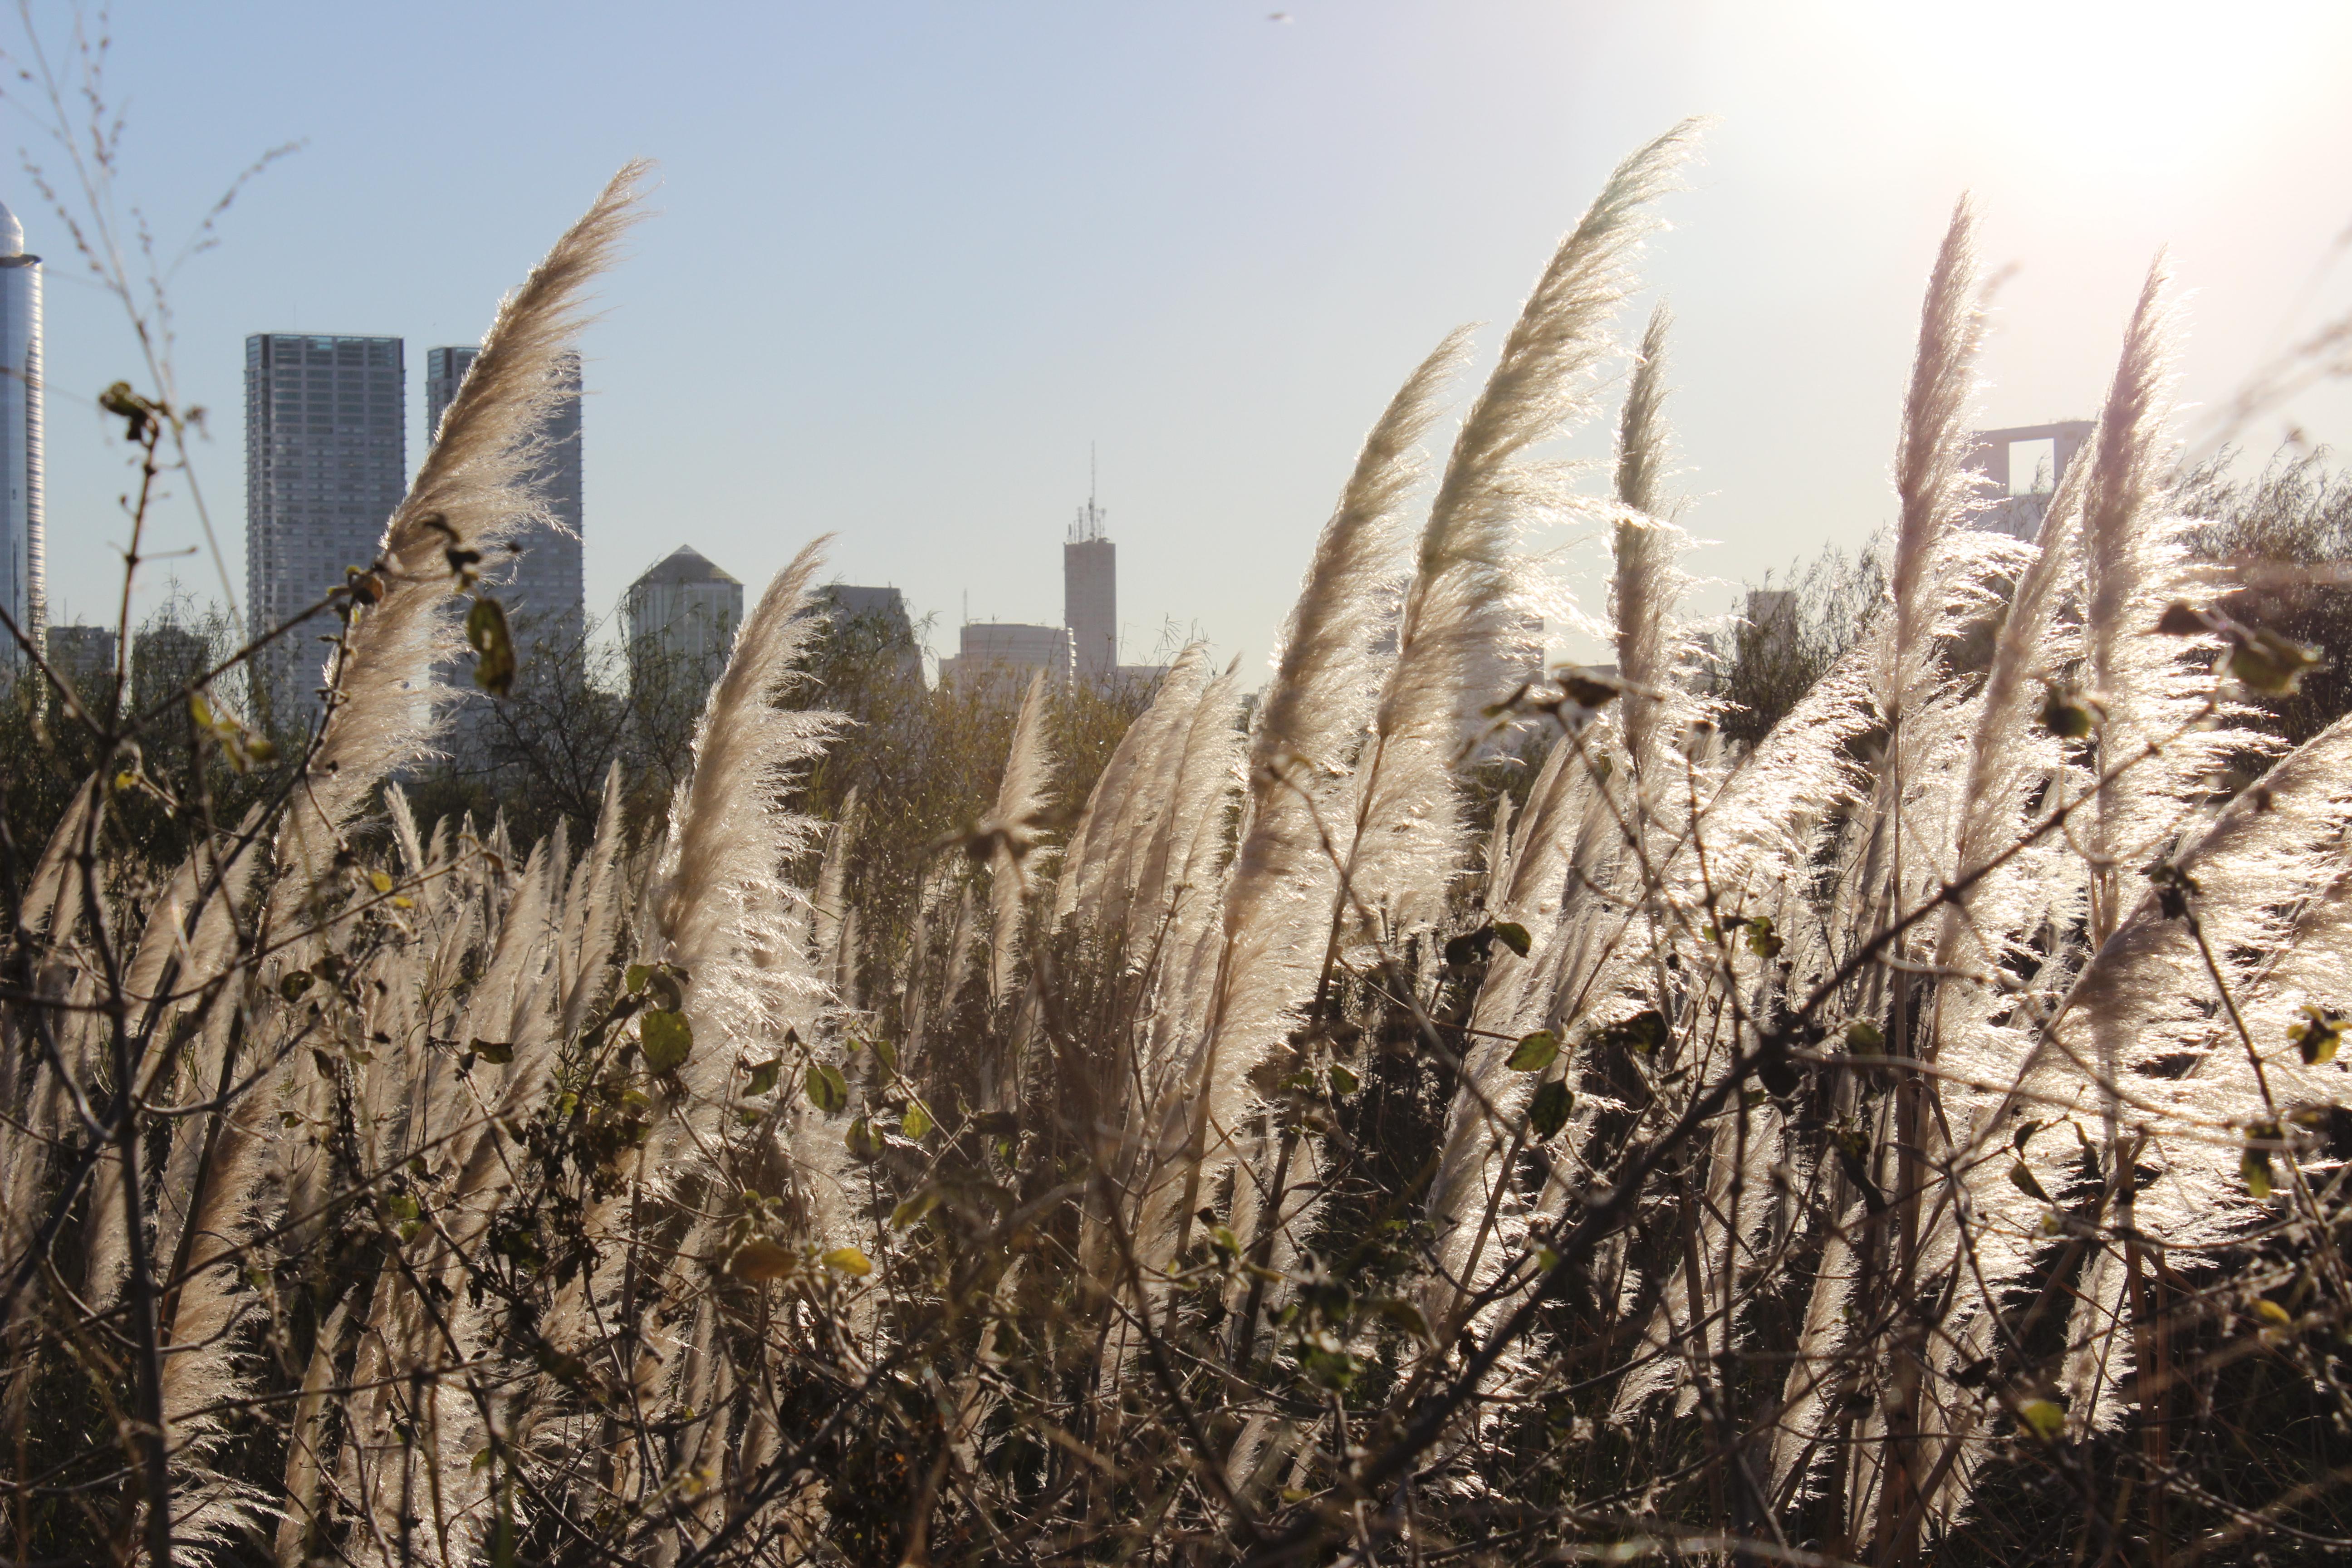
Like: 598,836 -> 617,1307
1070,441 -> 1107,544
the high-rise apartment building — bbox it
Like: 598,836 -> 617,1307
245,333 -> 406,721
0,198 -> 44,664
426,346 -> 585,642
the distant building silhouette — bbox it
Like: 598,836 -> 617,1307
1065,495 -> 1115,683
44,623 -> 113,695
814,584 -> 921,680
245,333 -> 406,722
132,622 -> 212,715
0,198 -> 44,668
1965,421 -> 2094,541
938,622 -> 1073,688
627,545 -> 742,700
426,346 -> 585,642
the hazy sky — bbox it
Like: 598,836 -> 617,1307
13,0 -> 2352,671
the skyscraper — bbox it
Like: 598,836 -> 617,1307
0,198 -> 44,664
1063,495 -> 1114,682
426,346 -> 584,642
245,333 -> 406,721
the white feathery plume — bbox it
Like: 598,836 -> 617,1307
982,671 -> 1055,1006
272,163 -> 646,923
1346,122 -> 1697,931
274,1303 -> 350,1568
650,536 -> 839,1134
1420,734 -> 1597,1332
1130,662 -> 1244,944
1612,302 -> 1698,797
1886,199 -> 1989,716
1055,649 -> 1209,926
17,773 -> 99,948
559,761 -> 627,1042
1142,330 -> 1468,1281
812,784 -> 857,972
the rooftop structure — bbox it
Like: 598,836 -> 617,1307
245,333 -> 407,722
0,197 -> 44,667
1965,420 -> 2094,541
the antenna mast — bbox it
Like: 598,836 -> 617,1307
1071,441 -> 1106,543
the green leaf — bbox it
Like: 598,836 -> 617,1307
2018,1399 -> 2066,1439
2243,1144 -> 2276,1201
2224,627 -> 2324,696
873,1037 -> 900,1073
844,1116 -> 882,1161
1593,1009 -> 1668,1054
1845,1019 -> 1884,1050
466,595 -> 517,696
2011,1118 -> 2044,1153
471,1039 -> 515,1066
2008,1162 -> 2049,1204
1505,1030 -> 1559,1073
822,1246 -> 872,1277
2040,680 -> 2098,739
745,1058 -> 781,1096
1744,916 -> 1784,960
1492,921 -> 1532,957
901,1100 -> 934,1140
891,1187 -> 941,1228
624,964 -> 652,995
279,970 -> 315,1003
1328,1063 -> 1360,1096
640,1009 -> 692,1074
1366,1296 -> 1431,1342
1527,1079 -> 1573,1140
2289,1004 -> 2346,1066
806,1062 -> 849,1114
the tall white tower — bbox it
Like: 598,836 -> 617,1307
0,199 -> 45,662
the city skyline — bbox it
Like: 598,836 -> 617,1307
22,3 -> 2348,683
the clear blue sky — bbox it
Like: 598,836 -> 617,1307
13,0 -> 2351,670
